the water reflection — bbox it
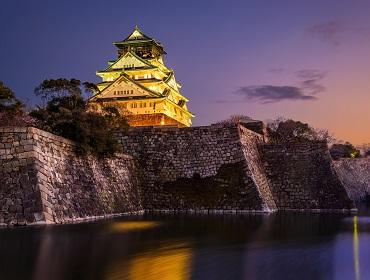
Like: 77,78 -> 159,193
0,212 -> 370,280
353,216 -> 360,280
109,221 -> 161,233
106,242 -> 191,280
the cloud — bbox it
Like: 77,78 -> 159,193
222,68 -> 327,104
296,69 -> 326,80
235,85 -> 317,104
296,69 -> 327,95
307,21 -> 342,46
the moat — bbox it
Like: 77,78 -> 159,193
1,209 -> 370,280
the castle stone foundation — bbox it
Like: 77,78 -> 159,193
0,124 -> 355,226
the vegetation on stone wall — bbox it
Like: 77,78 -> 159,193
267,118 -> 333,144
216,114 -> 253,124
330,142 -> 361,160
266,118 -> 364,160
29,79 -> 129,157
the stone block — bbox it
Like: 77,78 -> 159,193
34,212 -> 45,222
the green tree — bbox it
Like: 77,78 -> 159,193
267,118 -> 333,143
0,81 -> 23,113
31,78 -> 128,157
330,142 -> 361,160
0,81 -> 36,126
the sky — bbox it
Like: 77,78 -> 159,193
0,0 -> 369,144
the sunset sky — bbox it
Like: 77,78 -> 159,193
1,0 -> 369,144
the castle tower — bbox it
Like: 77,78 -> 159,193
89,26 -> 194,127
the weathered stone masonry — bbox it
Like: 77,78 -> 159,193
334,158 -> 370,202
117,124 -> 354,212
0,127 -> 143,226
0,124 -> 356,226
259,142 -> 354,210
117,124 -> 277,212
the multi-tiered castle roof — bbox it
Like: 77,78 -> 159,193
89,26 -> 194,127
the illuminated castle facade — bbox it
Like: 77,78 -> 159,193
89,26 -> 194,127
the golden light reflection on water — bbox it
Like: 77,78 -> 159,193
353,216 -> 360,280
109,221 -> 161,233
105,243 -> 192,280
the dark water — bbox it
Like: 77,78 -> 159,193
1,210 -> 370,280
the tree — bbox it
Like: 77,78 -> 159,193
82,81 -> 100,96
0,81 -> 36,127
0,81 -> 23,113
329,142 -> 361,160
31,78 -> 129,157
267,118 -> 334,143
216,114 -> 253,124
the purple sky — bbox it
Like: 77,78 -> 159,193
1,0 -> 370,144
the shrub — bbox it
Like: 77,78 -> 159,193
0,112 -> 37,127
267,117 -> 333,144
330,142 -> 361,160
30,78 -> 128,157
216,114 -> 253,124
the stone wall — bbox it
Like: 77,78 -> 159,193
117,124 -> 276,212
259,142 -> 354,210
0,124 -> 357,226
0,127 -> 143,226
334,158 -> 370,202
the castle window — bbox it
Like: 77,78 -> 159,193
131,90 -> 134,94
143,102 -> 146,108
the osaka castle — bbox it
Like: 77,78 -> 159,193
89,26 -> 194,127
